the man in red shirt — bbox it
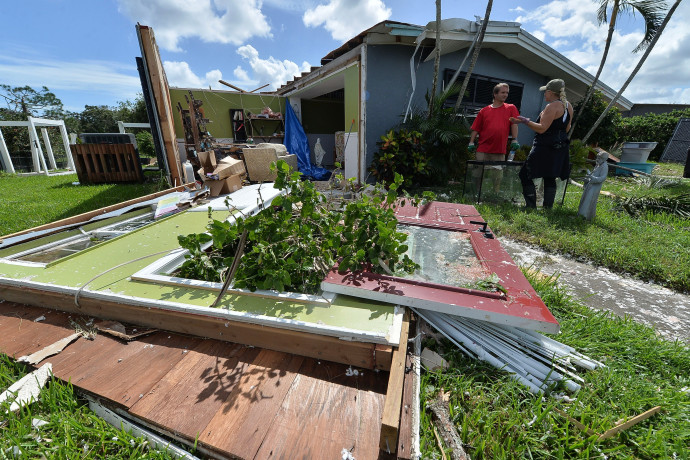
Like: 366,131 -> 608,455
468,83 -> 520,192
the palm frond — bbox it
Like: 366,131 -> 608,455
617,193 -> 690,218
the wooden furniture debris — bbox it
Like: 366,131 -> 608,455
0,302 -> 408,459
243,146 -> 297,182
71,143 -> 144,184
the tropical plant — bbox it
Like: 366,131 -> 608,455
178,161 -> 427,295
569,0 -> 668,138
570,90 -> 622,148
401,85 -> 471,182
569,139 -> 597,175
370,129 -> 430,189
583,0 -> 681,145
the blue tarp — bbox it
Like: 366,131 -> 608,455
284,103 -> 331,181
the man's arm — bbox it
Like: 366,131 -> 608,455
510,123 -> 518,143
469,130 -> 479,144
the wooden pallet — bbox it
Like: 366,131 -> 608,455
71,143 -> 144,183
0,301 -> 414,459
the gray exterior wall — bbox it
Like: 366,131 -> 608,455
364,44 -> 553,172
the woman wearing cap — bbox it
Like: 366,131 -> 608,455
510,79 -> 573,208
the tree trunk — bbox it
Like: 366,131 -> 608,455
454,0 -> 493,112
569,0 -> 619,139
429,0 -> 442,119
582,0 -> 683,145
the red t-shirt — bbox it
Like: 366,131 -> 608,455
471,103 -> 519,154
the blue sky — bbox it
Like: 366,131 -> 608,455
2,0 -> 689,113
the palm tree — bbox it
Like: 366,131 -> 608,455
582,0 -> 683,145
454,0 -> 493,112
429,0 -> 442,119
569,0 -> 668,139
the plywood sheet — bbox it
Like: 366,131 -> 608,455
255,358 -> 388,459
198,349 -> 304,458
0,305 -> 74,358
129,339 -> 251,438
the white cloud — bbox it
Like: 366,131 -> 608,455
516,0 -> 690,103
0,54 -> 141,107
236,45 -> 311,90
233,66 -> 252,82
117,0 -> 271,52
163,61 -> 225,89
303,0 -> 391,41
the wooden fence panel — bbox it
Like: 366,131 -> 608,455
71,143 -> 144,184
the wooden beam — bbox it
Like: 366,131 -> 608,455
0,184 -> 191,242
138,25 -> 183,186
219,80 -> 246,93
396,349 -> 415,459
0,288 -> 393,371
379,308 -> 410,452
598,406 -> 661,440
249,84 -> 269,93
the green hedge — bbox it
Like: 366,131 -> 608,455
618,109 -> 690,161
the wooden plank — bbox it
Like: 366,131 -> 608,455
255,358 -> 388,459
379,309 -> 410,452
138,25 -> 183,186
0,305 -> 74,358
397,350 -> 415,459
197,349 -> 304,459
598,406 -> 662,440
0,285 -> 392,370
0,183 -> 191,242
77,332 -> 204,408
129,339 -> 249,438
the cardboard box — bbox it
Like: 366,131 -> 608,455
197,150 -> 217,170
200,172 -> 243,197
209,157 -> 245,179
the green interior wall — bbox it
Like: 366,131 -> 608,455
0,210 -> 395,335
301,99 -> 344,133
344,64 -> 360,133
168,88 -> 285,140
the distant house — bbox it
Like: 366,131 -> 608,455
277,18 -> 632,182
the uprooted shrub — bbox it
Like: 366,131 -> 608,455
178,161 -> 433,295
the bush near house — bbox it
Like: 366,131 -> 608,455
370,129 -> 431,189
570,90 -> 622,148
617,108 -> 690,161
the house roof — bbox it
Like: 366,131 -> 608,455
415,19 -> 632,110
279,18 -> 632,111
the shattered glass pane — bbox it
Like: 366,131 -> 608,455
17,236 -> 108,263
396,224 -> 491,287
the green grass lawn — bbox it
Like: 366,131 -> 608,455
1,167 -> 688,458
0,171 -> 167,236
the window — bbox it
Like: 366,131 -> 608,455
2,209 -> 155,266
443,69 -> 524,114
321,201 -> 560,333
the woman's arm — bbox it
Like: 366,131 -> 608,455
511,102 -> 561,133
